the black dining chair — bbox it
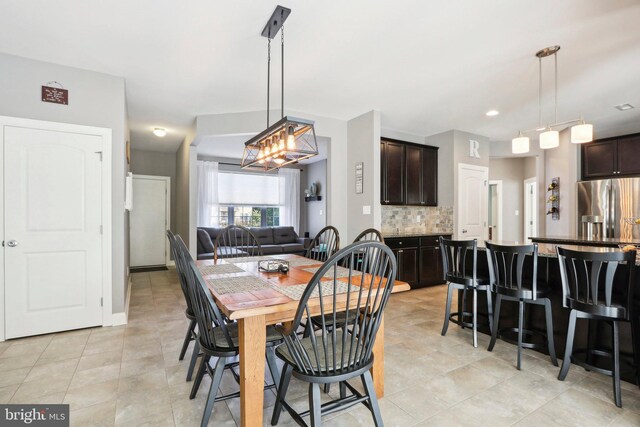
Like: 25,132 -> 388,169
175,237 -> 283,427
440,237 -> 493,348
305,225 -> 340,262
352,228 -> 384,244
557,246 -> 638,408
167,230 -> 200,382
213,224 -> 263,261
271,241 -> 397,427
485,242 -> 557,370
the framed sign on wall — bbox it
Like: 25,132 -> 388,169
355,162 -> 364,194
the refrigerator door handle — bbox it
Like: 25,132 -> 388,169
609,184 -> 615,238
606,184 -> 611,238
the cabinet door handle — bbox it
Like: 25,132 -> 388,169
397,249 -> 403,253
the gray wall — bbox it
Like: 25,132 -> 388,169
303,160 -> 327,238
524,156 -> 537,179
424,130 -> 455,207
0,53 -> 129,314
545,129 -> 580,236
175,126 -> 195,253
489,157 -> 525,242
130,149 -> 177,232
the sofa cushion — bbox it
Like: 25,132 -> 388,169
198,252 -> 215,260
249,227 -> 275,245
258,245 -> 284,255
273,226 -> 298,244
280,243 -> 304,254
197,229 -> 215,253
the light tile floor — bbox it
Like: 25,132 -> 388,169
1,269 -> 640,426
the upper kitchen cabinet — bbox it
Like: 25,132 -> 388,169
381,138 -> 438,206
582,133 -> 640,179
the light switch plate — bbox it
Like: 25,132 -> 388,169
416,215 -> 421,223
515,210 -> 519,216
362,205 -> 371,215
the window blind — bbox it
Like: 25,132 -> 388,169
217,171 -> 282,206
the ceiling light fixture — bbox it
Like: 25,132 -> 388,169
486,110 -> 500,117
153,128 -> 167,137
241,6 -> 319,171
615,103 -> 634,111
511,45 -> 594,153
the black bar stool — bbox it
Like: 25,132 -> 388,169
486,242 -> 557,370
557,246 -> 638,408
440,237 -> 493,348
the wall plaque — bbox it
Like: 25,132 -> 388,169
355,162 -> 364,194
41,86 -> 68,105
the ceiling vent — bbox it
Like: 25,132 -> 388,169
614,103 -> 634,111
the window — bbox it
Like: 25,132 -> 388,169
210,206 -> 280,227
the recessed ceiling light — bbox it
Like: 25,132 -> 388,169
486,110 -> 500,117
153,128 -> 167,137
614,103 -> 634,111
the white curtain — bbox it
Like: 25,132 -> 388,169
279,168 -> 300,233
197,160 -> 219,227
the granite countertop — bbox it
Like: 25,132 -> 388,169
383,232 -> 453,239
530,235 -> 640,246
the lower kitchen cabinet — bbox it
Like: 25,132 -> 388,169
386,234 -> 451,288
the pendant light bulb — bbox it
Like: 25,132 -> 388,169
278,131 -> 285,151
571,120 -> 593,144
287,125 -> 295,149
540,128 -> 559,149
512,132 -> 530,154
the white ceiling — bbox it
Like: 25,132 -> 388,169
1,1 -> 639,153
197,134 -> 328,164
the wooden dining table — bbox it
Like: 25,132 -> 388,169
196,253 -> 410,427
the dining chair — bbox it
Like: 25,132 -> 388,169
166,230 -> 200,382
440,237 -> 493,348
485,242 -> 557,370
352,228 -> 384,244
176,237 -> 283,427
271,241 -> 397,427
556,246 -> 638,408
305,225 -> 340,262
214,224 -> 263,261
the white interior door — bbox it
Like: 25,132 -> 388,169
130,175 -> 169,267
524,178 -> 537,240
458,163 -> 488,241
4,126 -> 103,339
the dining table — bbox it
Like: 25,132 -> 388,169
196,253 -> 410,427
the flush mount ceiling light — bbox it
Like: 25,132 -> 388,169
241,5 -> 319,171
153,128 -> 167,137
614,103 -> 634,111
511,45 -> 594,153
486,110 -> 500,117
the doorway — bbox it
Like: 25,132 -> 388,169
130,175 -> 171,268
524,178 -> 537,241
1,116 -> 112,340
488,180 -> 503,241
457,163 -> 489,241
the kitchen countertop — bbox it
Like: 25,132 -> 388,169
383,232 -> 453,239
530,235 -> 640,247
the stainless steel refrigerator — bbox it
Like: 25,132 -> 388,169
577,178 -> 640,239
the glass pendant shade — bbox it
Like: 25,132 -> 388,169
242,116 -> 319,171
512,135 -> 530,154
571,123 -> 593,144
540,129 -> 559,149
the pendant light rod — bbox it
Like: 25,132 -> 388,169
554,51 -> 558,124
538,56 -> 542,128
266,38 -> 271,127
281,19 -> 285,119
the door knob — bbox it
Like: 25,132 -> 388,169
461,229 -> 468,234
6,240 -> 18,247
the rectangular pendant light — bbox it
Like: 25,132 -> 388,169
571,123 -> 593,143
512,135 -> 530,154
540,129 -> 559,149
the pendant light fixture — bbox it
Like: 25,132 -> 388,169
241,6 -> 319,171
511,46 -> 594,154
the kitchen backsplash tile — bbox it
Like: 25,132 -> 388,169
381,205 -> 453,235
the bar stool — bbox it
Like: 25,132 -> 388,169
440,237 -> 493,348
556,246 -> 637,408
486,242 -> 557,370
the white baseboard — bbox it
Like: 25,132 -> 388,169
112,276 -> 132,326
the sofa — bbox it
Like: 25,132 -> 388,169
196,226 -> 311,260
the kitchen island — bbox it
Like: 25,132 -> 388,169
463,241 -> 640,384
531,235 -> 640,248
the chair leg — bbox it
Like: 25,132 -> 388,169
488,294 -> 502,352
517,299 -> 525,370
460,288 -> 467,330
613,320 -> 622,408
186,339 -> 200,382
339,381 -> 347,399
441,283 -> 454,336
265,347 -> 281,390
558,310 -> 578,381
201,356 -> 227,427
309,383 -> 322,427
362,370 -> 383,427
586,319 -> 598,369
486,288 -> 494,335
472,287 -> 478,348
544,299 -> 558,366
631,315 -> 640,389
271,364 -> 293,426
179,319 -> 196,361
190,354 -> 209,399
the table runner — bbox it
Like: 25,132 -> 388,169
206,275 -> 274,295
198,263 -> 245,275
272,280 -> 361,300
302,265 -> 363,279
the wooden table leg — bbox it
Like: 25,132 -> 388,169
239,315 -> 266,427
371,314 -> 385,398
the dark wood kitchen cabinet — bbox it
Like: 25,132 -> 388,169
419,235 -> 446,285
386,237 -> 419,285
582,133 -> 640,179
381,138 -> 438,206
380,140 -> 405,205
386,234 -> 450,288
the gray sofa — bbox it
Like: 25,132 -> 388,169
196,226 -> 310,260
